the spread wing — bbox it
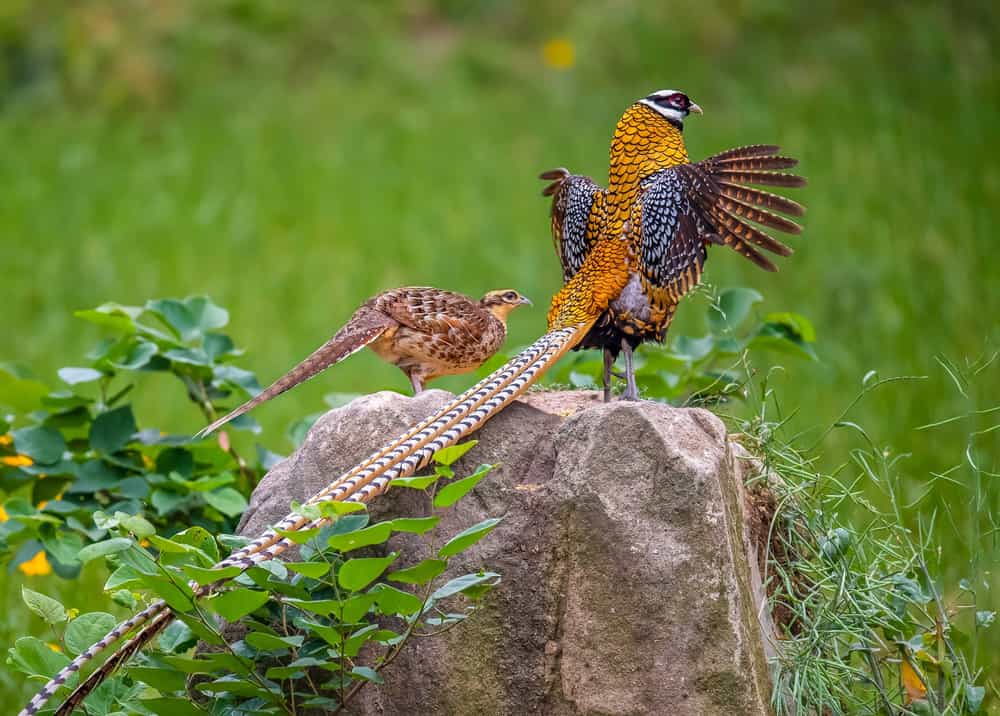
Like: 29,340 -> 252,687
635,145 -> 806,284
373,287 -> 488,347
539,169 -> 606,281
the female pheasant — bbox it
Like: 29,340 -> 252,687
542,90 -> 805,400
198,286 -> 531,436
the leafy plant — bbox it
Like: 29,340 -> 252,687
0,296 -> 276,578
738,355 -> 996,714
7,444 -> 502,714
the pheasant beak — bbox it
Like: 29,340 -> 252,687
519,296 -> 533,306
688,103 -> 703,115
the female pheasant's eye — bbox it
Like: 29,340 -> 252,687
504,292 -> 517,301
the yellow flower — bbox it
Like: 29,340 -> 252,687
139,538 -> 150,548
47,643 -> 62,653
0,504 -> 7,521
37,501 -> 48,510
142,454 -> 154,469
19,551 -> 53,576
1,454 -> 33,467
542,38 -> 576,70
0,434 -> 11,446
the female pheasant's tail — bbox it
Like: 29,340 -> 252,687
23,321 -> 594,716
196,312 -> 393,438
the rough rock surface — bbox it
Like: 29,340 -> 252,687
238,390 -> 771,715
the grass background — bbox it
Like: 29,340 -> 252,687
1,0 -> 997,707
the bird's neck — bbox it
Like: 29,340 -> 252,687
606,103 -> 689,231
483,303 -> 515,326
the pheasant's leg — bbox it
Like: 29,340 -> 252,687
408,372 -> 425,394
602,349 -> 615,402
619,339 -> 640,401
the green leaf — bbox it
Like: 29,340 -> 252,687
671,334 -> 715,361
8,637 -> 71,678
133,697 -> 204,716
184,296 -> 229,334
74,303 -> 142,334
430,571 -> 501,601
433,464 -> 495,508
389,516 -> 440,535
433,440 -> 478,466
245,633 -> 304,651
342,593 -> 378,623
174,525 -> 220,563
127,666 -> 188,694
281,598 -> 345,616
0,368 -> 49,412
151,489 -> 188,516
708,287 -> 763,334
41,530 -> 84,567
327,523 -> 392,552
389,475 -> 440,490
163,652 -> 249,675
146,299 -> 197,341
764,311 -> 817,343
158,621 -> 195,653
205,589 -> 270,621
370,584 -> 423,616
57,367 -> 105,385
202,487 -> 248,517
275,526 -> 322,544
111,340 -> 159,370
387,558 -> 448,586
181,565 -> 243,586
198,676 -> 276,699
89,405 -> 137,454
343,624 -> 379,657
163,347 -> 212,367
78,537 -> 134,564
338,553 -> 398,591
285,562 -> 331,579
65,613 -> 117,656
265,657 -> 329,680
966,685 -> 985,713
119,513 -> 155,538
350,666 -> 384,684
148,535 -> 212,566
12,426 -> 66,464
21,587 -> 67,625
438,518 -> 501,557
315,500 -> 367,517
203,333 -> 236,361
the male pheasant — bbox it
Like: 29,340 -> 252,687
21,90 -> 804,716
198,286 -> 531,436
542,90 -> 805,399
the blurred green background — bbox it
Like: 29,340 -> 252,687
1,0 -> 997,706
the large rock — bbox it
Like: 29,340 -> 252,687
238,390 -> 772,715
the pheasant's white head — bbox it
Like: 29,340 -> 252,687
638,90 -> 702,127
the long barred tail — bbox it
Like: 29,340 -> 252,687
23,322 -> 593,716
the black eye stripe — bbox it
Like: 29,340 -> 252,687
649,93 -> 686,108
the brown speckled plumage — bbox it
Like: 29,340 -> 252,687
198,286 -> 530,437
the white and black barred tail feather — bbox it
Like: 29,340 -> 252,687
196,318 -> 391,438
23,323 -> 592,716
